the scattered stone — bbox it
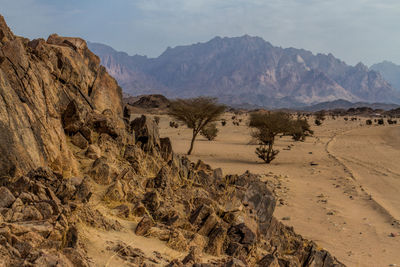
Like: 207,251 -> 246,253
282,216 -> 291,221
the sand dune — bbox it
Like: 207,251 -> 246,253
157,114 -> 400,266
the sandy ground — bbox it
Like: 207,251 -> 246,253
154,113 -> 400,267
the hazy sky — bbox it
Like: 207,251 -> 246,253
1,0 -> 399,66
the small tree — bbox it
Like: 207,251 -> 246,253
249,112 -> 291,163
201,123 -> 218,141
168,97 -> 225,155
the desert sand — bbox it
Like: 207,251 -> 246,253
156,113 -> 400,266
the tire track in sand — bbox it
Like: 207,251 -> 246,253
325,130 -> 400,229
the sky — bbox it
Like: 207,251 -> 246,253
1,0 -> 399,66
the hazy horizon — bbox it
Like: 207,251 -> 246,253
1,0 -> 399,66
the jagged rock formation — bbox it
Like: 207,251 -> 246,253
0,15 -> 344,266
88,37 -> 400,108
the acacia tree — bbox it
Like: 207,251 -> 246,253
249,112 -> 291,163
168,97 -> 225,155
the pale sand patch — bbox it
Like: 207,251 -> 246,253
154,113 -> 400,266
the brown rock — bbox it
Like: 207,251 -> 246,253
85,144 -> 101,159
0,187 -> 15,208
205,225 -> 227,256
135,215 -> 153,236
71,132 -> 89,149
130,115 -> 160,152
167,230 -> 188,252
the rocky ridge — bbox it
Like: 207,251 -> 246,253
0,15 -> 343,266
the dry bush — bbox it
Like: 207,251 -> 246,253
200,123 -> 219,141
366,119 -> 372,125
168,97 -> 225,154
249,112 -> 292,163
289,118 -> 313,141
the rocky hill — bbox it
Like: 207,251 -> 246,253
300,99 -> 400,112
371,61 -> 400,91
88,36 -> 400,108
0,15 -> 343,266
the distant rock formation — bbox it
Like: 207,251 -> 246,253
371,61 -> 400,91
88,36 -> 400,108
0,15 -> 344,266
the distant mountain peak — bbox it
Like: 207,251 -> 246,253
371,61 -> 400,92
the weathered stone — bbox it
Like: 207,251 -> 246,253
182,246 -> 201,265
205,225 -> 227,256
135,215 -> 153,236
228,223 -> 257,245
90,157 -> 115,185
85,144 -> 101,160
153,166 -> 170,189
198,213 -> 219,236
87,113 -> 119,138
167,230 -> 188,252
160,137 -> 173,161
62,100 -> 85,135
142,191 -> 160,212
225,258 -> 247,267
0,187 -> 15,208
130,115 -> 160,152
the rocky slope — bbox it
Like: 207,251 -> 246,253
371,61 -> 400,91
88,36 -> 400,108
0,15 -> 343,266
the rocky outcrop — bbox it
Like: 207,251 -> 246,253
0,14 -> 123,178
0,15 -> 344,266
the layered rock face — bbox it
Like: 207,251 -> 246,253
0,15 -> 343,266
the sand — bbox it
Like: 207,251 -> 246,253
156,113 -> 400,266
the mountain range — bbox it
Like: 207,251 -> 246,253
371,61 -> 400,92
88,36 -> 400,108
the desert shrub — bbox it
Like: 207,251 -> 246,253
315,111 -> 326,121
154,116 -> 160,125
315,119 -> 322,126
169,121 -> 179,128
344,117 -> 348,121
221,119 -> 227,126
168,97 -> 225,154
377,119 -> 384,125
249,112 -> 291,163
366,119 -> 372,125
289,119 -> 314,141
200,123 -> 218,141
